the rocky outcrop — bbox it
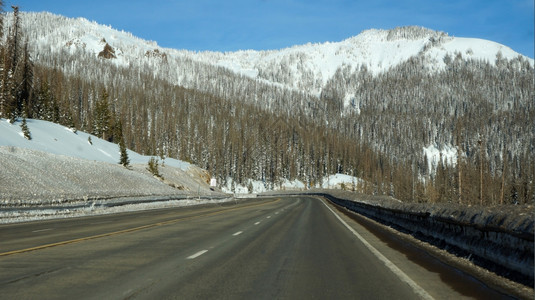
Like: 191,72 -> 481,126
98,43 -> 116,59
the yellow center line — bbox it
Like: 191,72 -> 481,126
0,198 -> 280,257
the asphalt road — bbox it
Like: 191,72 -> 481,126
0,196 -> 511,299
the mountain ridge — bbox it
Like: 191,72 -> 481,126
17,12 -> 532,97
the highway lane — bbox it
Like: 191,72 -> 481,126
0,196 -> 511,299
0,199 -> 270,255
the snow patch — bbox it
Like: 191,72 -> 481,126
321,173 -> 362,190
423,144 -> 457,174
221,177 -> 307,195
281,178 -> 306,190
221,174 -> 362,194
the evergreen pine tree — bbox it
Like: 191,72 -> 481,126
2,6 -> 23,122
116,119 -> 130,168
147,157 -> 162,178
93,89 -> 111,140
21,41 -> 33,116
119,137 -> 130,168
20,116 -> 31,140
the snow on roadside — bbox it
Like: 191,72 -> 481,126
321,174 -> 362,189
222,174 -> 363,195
0,146 -> 185,203
221,178 -> 267,195
281,178 -> 306,190
221,177 -> 307,195
0,197 -> 234,224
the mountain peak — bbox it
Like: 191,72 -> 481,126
385,26 -> 448,41
345,26 -> 446,42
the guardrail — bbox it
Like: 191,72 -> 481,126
312,192 -> 533,287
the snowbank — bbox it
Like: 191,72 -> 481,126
221,177 -> 307,195
221,173 -> 363,195
0,196 -> 233,224
321,173 -> 362,189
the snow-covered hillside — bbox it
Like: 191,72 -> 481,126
0,118 -> 218,204
17,12 -> 533,97
204,27 -> 529,95
0,118 -> 189,169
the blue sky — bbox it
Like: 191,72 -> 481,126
9,0 -> 534,58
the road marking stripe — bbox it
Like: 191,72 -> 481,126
267,216 -> 271,219
187,250 -> 208,259
254,222 -> 260,225
232,231 -> 243,236
0,198 -> 281,257
320,200 -> 434,300
32,228 -> 52,233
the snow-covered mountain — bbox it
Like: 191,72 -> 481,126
18,12 -> 532,97
203,27 -> 529,95
3,11 -> 532,206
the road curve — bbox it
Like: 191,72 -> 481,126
0,196 -> 511,299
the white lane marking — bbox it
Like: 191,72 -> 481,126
187,250 -> 208,259
275,212 -> 279,215
233,231 -> 243,236
254,222 -> 261,225
32,228 -> 52,233
321,200 -> 434,300
267,216 -> 271,219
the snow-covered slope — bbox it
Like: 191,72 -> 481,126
204,28 -> 528,94
27,13 -> 162,67
19,12 -> 533,97
0,118 -> 220,203
0,118 -> 189,170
